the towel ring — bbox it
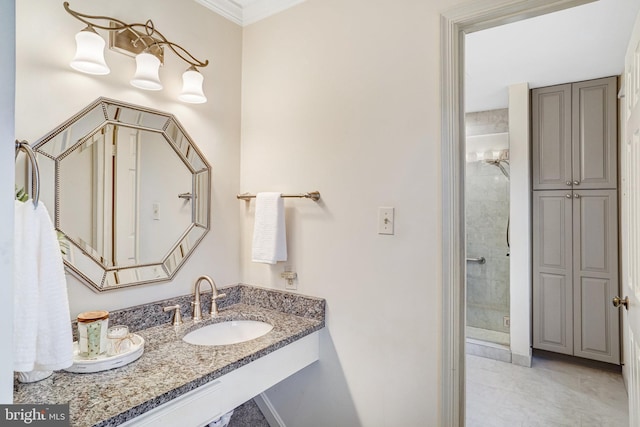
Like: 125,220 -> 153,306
15,140 -> 40,207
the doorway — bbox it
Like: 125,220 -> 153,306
440,0 -> 633,425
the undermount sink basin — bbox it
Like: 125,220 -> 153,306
183,320 -> 273,346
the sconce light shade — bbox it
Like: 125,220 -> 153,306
70,26 -> 110,75
178,67 -> 207,104
130,52 -> 163,91
64,3 -> 210,102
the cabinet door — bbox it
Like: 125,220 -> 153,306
533,191 -> 573,354
532,84 -> 573,190
572,189 -> 620,363
572,77 -> 617,189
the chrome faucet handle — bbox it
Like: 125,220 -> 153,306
210,292 -> 226,317
163,305 -> 183,326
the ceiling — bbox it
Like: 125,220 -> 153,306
465,0 -> 640,112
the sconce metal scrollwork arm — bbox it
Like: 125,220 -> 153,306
63,2 -> 209,69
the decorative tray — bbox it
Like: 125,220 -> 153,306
64,334 -> 145,374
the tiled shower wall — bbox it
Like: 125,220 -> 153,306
466,109 -> 509,137
466,109 -> 510,335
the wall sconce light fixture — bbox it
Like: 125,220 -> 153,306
64,2 -> 209,104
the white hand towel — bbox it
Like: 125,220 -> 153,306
251,192 -> 287,264
14,200 -> 73,373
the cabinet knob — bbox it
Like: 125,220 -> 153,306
566,181 -> 572,186
612,296 -> 629,310
565,194 -> 572,198
573,180 -> 580,185
574,193 -> 580,199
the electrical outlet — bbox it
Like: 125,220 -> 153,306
282,267 -> 297,290
503,316 -> 510,328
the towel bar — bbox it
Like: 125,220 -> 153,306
15,140 -> 40,207
237,191 -> 320,202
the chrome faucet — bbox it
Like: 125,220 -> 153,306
192,275 -> 226,322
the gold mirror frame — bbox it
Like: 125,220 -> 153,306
32,98 -> 211,291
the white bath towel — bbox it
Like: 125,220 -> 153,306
251,192 -> 287,264
14,200 -> 73,372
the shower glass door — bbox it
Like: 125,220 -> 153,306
465,132 -> 510,346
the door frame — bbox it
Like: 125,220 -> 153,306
439,0 -> 595,425
0,0 -> 16,403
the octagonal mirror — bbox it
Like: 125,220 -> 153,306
33,98 -> 210,291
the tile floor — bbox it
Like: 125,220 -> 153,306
222,352 -> 628,427
466,352 -> 629,427
227,399 -> 269,427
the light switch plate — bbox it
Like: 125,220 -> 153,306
378,207 -> 394,235
152,203 -> 160,220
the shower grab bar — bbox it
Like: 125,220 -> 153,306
15,140 -> 40,208
466,257 -> 486,264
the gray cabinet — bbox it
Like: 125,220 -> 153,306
532,84 -> 572,190
532,77 -> 617,190
532,191 -> 573,355
572,190 -> 619,363
532,190 -> 620,364
532,76 -> 619,364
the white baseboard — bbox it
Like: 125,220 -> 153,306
466,338 -> 512,363
254,393 -> 285,427
511,351 -> 532,367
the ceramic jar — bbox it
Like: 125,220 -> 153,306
77,310 -> 109,358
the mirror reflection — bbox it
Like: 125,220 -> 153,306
33,98 -> 210,291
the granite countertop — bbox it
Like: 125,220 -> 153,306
13,285 -> 325,427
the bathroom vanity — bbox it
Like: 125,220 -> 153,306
15,99 -> 326,426
13,285 -> 325,427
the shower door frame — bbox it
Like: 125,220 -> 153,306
439,0 -> 595,425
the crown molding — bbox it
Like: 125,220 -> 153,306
194,0 -> 244,25
194,0 -> 307,26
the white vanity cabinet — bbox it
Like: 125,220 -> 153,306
120,331 -> 320,427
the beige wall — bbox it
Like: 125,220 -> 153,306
15,0 -> 243,316
241,0 -> 460,424
14,0 -> 463,422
